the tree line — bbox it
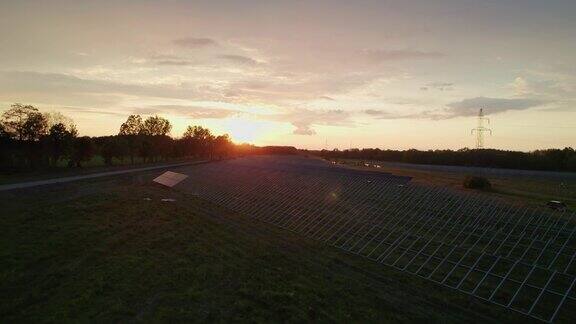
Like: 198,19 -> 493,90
316,147 -> 576,172
0,103 -> 237,170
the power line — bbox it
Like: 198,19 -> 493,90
471,108 -> 492,149
500,125 -> 576,129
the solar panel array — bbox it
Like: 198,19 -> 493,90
179,156 -> 576,322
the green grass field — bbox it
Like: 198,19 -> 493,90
0,173 -> 531,323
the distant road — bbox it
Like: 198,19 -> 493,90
0,161 -> 207,192
372,161 -> 576,181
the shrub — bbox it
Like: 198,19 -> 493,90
463,175 -> 492,190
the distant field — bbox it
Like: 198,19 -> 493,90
331,158 -> 576,210
1,168 -> 527,323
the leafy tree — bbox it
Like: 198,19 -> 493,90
183,125 -> 214,157
0,122 -> 9,140
213,134 -> 233,159
319,147 -> 576,172
183,125 -> 212,141
1,103 -> 39,141
139,137 -> 153,163
21,112 -> 48,142
101,137 -> 122,166
119,115 -> 143,135
71,136 -> 94,167
48,123 -> 76,165
152,135 -> 173,162
0,122 -> 13,166
141,115 -> 171,136
567,155 -> 576,172
119,115 -> 144,164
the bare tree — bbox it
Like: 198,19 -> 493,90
43,111 -> 76,131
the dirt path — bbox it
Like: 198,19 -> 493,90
0,160 -> 207,192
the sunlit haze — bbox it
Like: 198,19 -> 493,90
1,0 -> 575,150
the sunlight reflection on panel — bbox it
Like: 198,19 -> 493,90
153,171 -> 188,187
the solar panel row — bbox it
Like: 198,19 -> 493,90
178,156 -> 575,322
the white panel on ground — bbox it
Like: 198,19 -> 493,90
153,171 -> 188,187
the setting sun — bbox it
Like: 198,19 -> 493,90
222,117 -> 263,143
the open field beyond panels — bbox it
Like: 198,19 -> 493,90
330,158 -> 576,209
2,155 -> 576,323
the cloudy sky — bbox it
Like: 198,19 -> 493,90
1,0 -> 575,150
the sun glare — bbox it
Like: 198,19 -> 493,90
223,117 -> 265,144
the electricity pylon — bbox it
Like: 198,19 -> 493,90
471,108 -> 492,149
